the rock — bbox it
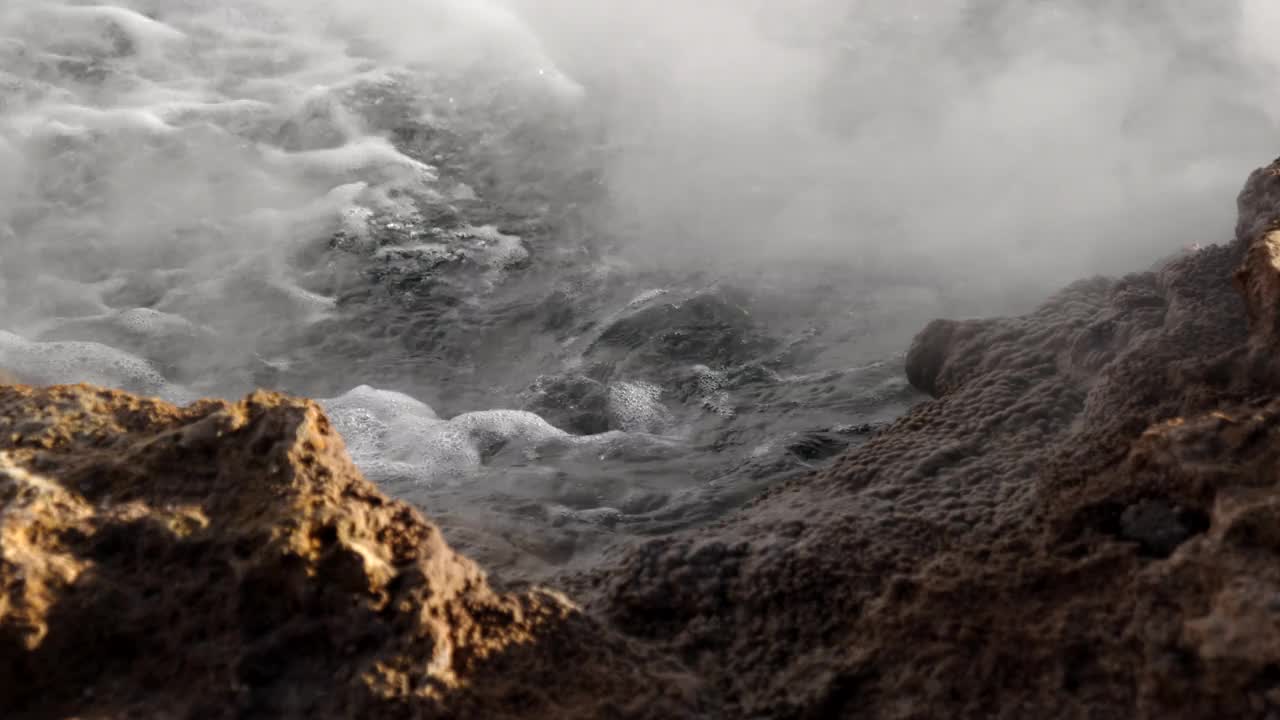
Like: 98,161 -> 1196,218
1235,159 -> 1280,366
0,385 -> 703,718
1119,499 -> 1205,557
903,317 -> 960,396
585,157 -> 1280,718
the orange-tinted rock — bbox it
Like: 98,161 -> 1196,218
0,386 -> 702,718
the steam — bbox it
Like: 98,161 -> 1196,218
1242,0 -> 1280,104
506,0 -> 1279,304
0,0 -> 577,391
0,0 -> 1277,394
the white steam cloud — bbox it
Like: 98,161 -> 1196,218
0,0 -> 1277,395
507,0 -> 1280,305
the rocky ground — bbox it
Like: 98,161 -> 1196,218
6,156 -> 1280,718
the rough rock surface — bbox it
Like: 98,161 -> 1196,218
585,157 -> 1280,718
0,387 -> 702,718
8,157 -> 1280,719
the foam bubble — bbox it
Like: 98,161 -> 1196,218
449,409 -> 570,452
321,382 -> 688,488
606,380 -> 670,433
0,329 -> 190,403
323,387 -> 570,486
37,307 -> 217,369
324,384 -> 440,422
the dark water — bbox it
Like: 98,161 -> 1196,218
263,96 -> 931,576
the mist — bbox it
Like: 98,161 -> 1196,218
0,0 -> 580,392
0,0 -> 1278,396
504,0 -> 1280,307
2,0 -> 1279,584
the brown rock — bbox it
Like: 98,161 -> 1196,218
0,386 -> 703,718
1234,159 -> 1280,395
587,156 -> 1280,718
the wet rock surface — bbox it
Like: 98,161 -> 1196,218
8,157 -> 1280,717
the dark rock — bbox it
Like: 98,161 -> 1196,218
1120,499 -> 1206,557
583,158 -> 1280,718
783,430 -> 848,462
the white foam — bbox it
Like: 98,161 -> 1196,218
262,138 -> 437,186
38,307 -> 212,349
449,409 -> 570,448
321,383 -> 690,488
0,329 -> 190,403
325,384 -> 440,421
0,0 -> 582,389
691,365 -> 735,418
606,381 -> 670,433
115,307 -> 198,335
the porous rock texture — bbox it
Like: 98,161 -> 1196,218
8,157 -> 1280,719
0,387 -> 702,718
585,157 -> 1280,718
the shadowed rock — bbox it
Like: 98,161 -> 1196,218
586,157 -> 1280,718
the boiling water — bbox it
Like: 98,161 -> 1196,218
1,0 -> 1276,579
